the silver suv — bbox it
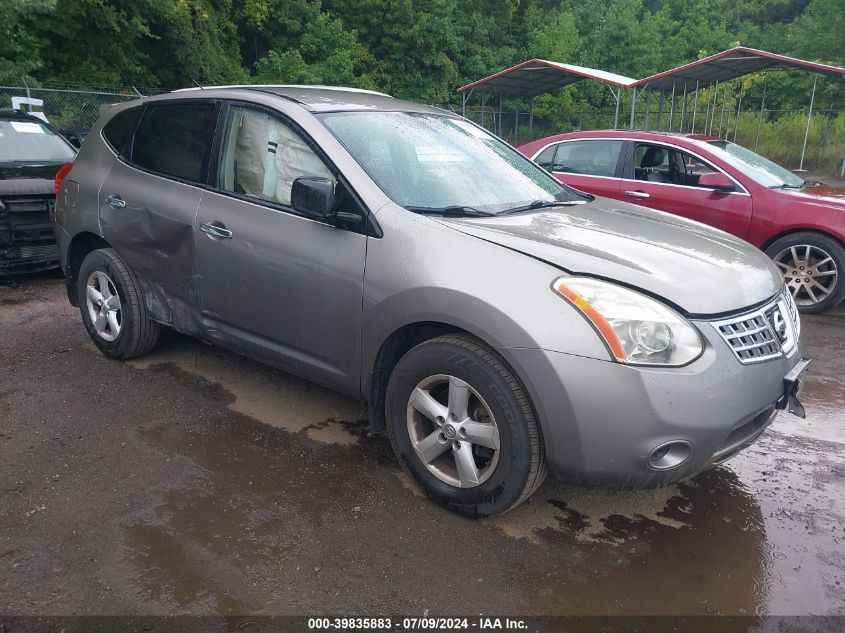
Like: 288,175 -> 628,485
55,86 -> 808,516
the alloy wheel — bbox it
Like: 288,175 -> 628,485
85,270 -> 122,341
406,374 -> 500,488
773,244 -> 838,307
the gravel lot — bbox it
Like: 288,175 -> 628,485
1,273 -> 844,620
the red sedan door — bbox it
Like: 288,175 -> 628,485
534,139 -> 625,201
623,142 -> 753,238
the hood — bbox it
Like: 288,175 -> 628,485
436,198 -> 782,316
0,162 -> 62,197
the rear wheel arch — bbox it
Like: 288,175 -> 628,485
66,232 -> 111,306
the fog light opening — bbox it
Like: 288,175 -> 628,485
648,440 -> 692,471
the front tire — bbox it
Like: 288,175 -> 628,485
385,334 -> 546,517
77,248 -> 159,359
766,232 -> 845,314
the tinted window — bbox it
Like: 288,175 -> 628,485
132,102 -> 215,182
0,118 -> 75,163
102,106 -> 142,157
218,106 -> 334,206
552,140 -> 623,176
534,143 -> 557,169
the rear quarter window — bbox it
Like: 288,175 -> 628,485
131,102 -> 215,183
102,106 -> 142,158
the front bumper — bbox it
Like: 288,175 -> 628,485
500,323 -> 807,488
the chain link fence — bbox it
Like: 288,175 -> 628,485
455,101 -> 845,178
0,84 -> 147,131
3,84 -> 841,178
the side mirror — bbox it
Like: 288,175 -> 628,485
291,176 -> 336,218
698,171 -> 734,192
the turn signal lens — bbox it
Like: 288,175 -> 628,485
552,277 -> 704,366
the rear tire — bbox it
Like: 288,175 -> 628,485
77,248 -> 159,359
385,334 -> 546,517
766,232 -> 845,314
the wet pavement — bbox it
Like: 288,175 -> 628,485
1,273 -> 844,618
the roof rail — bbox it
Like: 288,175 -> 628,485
172,84 -> 392,97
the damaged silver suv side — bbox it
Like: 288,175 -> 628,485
56,86 -> 808,517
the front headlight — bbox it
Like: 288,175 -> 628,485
552,276 -> 704,366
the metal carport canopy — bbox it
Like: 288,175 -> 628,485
456,59 -> 637,97
634,46 -> 845,92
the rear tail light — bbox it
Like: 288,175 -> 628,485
55,162 -> 74,194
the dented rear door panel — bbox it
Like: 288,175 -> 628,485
98,160 -> 203,334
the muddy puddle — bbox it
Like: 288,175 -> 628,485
99,326 -> 845,616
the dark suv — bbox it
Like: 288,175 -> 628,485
0,109 -> 76,274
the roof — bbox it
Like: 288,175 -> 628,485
516,129 -> 721,152
635,46 -> 845,92
162,85 -> 445,114
457,59 -> 637,97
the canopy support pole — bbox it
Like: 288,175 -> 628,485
644,91 -> 652,129
680,85 -> 688,133
656,91 -> 665,131
690,80 -> 700,133
668,84 -> 676,131
515,104 -> 519,146
619,88 -> 645,130
704,81 -> 719,135
607,86 -> 621,129
733,82 -> 743,142
755,81 -> 767,151
718,82 -> 729,137
529,99 -> 534,139
498,94 -> 503,136
798,74 -> 818,171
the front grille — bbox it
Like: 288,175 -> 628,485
0,195 -> 56,247
18,244 -> 58,259
712,293 -> 798,365
3,196 -> 53,225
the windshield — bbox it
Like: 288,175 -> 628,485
0,118 -> 76,163
318,111 -> 584,214
705,140 -> 805,188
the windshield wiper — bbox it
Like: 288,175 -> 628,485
405,205 -> 497,217
771,179 -> 813,190
500,198 -> 589,215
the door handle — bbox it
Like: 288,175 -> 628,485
200,222 -> 233,240
104,194 -> 126,208
624,190 -> 650,199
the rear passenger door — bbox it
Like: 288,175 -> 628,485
194,103 -> 367,395
534,139 -> 624,200
98,100 -> 218,334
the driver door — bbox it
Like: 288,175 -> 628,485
624,142 -> 753,237
195,103 -> 367,394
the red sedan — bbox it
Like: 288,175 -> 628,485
518,130 -> 845,313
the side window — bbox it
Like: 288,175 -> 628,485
218,106 -> 335,207
102,106 -> 142,158
635,143 -> 721,188
534,143 -> 557,169
132,102 -> 215,182
551,140 -> 623,177
681,152 -> 719,188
